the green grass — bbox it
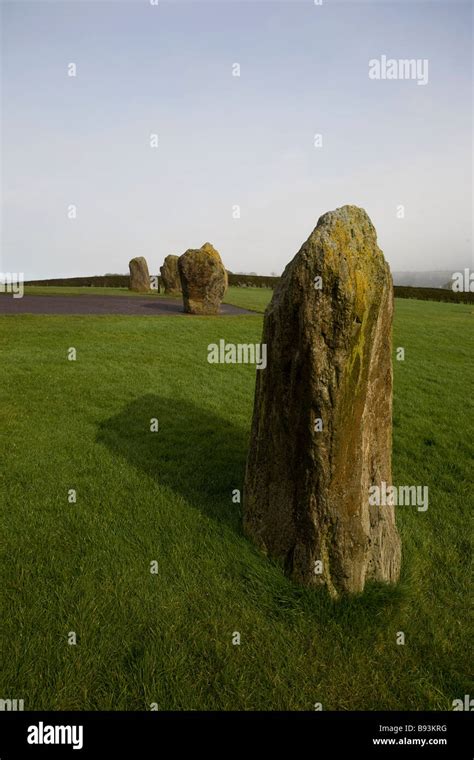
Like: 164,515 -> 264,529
0,299 -> 472,710
224,286 -> 273,313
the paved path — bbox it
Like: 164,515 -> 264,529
0,294 -> 251,317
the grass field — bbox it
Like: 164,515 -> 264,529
0,296 -> 472,710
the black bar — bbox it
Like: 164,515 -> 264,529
0,711 -> 471,758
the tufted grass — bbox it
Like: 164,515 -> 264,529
0,298 -> 471,710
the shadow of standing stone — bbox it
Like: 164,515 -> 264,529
96,394 -> 247,533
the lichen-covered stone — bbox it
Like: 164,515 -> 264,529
243,205 -> 401,596
178,243 -> 227,315
160,255 -> 181,294
199,242 -> 229,291
129,256 -> 151,292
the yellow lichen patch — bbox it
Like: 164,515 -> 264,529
347,320 -> 366,393
346,285 -> 373,394
354,269 -> 369,321
200,242 -> 220,261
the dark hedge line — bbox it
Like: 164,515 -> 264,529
24,276 -> 473,304
25,273 -> 280,289
227,273 -> 279,288
25,275 -> 132,288
393,285 -> 474,304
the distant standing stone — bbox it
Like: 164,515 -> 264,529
178,243 -> 228,315
243,205 -> 401,596
129,257 -> 151,292
160,255 -> 181,294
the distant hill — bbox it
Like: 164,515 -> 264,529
392,271 -> 454,289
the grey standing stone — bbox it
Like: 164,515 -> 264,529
178,243 -> 227,315
160,255 -> 181,294
243,205 -> 401,596
129,257 -> 151,292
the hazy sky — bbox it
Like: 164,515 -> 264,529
1,0 -> 472,279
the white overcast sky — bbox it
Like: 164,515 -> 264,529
1,0 -> 472,279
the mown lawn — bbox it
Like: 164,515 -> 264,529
0,298 -> 472,710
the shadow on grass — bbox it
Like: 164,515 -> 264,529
96,393 -> 248,533
97,393 -> 405,627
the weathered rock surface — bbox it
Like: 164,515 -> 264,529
129,256 -> 151,292
160,255 -> 181,294
243,205 -> 401,596
178,243 -> 228,315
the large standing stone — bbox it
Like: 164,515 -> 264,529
243,205 -> 401,596
129,257 -> 151,292
178,243 -> 228,315
160,255 -> 181,294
